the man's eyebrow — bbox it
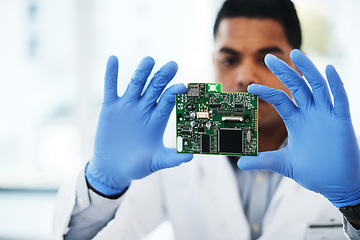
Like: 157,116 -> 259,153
257,47 -> 284,55
219,47 -> 240,55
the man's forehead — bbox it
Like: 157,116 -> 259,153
214,17 -> 290,52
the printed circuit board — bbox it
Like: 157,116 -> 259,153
176,83 -> 258,156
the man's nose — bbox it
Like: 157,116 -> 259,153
234,59 -> 260,91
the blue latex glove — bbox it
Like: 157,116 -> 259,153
85,56 -> 193,195
238,49 -> 360,208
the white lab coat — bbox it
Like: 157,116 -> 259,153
53,154 -> 347,240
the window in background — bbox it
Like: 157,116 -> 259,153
293,0 -> 360,135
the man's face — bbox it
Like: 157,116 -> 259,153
213,17 -> 297,131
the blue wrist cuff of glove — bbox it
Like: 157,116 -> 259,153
85,163 -> 130,196
327,190 -> 360,208
85,173 -> 129,196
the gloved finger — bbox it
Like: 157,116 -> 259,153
122,56 -> 155,101
103,56 -> 119,103
237,149 -> 290,178
140,61 -> 178,110
290,49 -> 332,110
150,147 -> 193,172
326,65 -> 350,118
248,84 -> 297,121
150,84 -> 188,125
265,54 -> 312,108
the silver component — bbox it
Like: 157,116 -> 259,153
222,116 -> 243,122
190,112 -> 196,118
247,130 -> 252,142
206,122 -> 212,129
187,84 -> 199,96
209,109 -> 213,115
190,121 -> 196,127
177,136 -> 183,152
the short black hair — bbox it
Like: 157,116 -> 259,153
214,0 -> 302,49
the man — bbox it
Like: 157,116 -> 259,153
54,0 -> 360,239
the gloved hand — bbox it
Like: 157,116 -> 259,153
238,49 -> 360,208
85,56 -> 193,196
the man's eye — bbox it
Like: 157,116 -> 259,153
221,58 -> 237,66
257,57 -> 267,67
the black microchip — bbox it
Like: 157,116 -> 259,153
185,103 -> 196,111
182,131 -> 191,135
235,103 -> 244,108
201,134 -> 210,153
198,127 -> 204,132
219,129 -> 243,154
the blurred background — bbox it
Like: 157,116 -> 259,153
0,0 -> 359,239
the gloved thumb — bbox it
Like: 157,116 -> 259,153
150,147 -> 193,172
237,149 -> 288,176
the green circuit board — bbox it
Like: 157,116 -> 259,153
176,83 -> 258,156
